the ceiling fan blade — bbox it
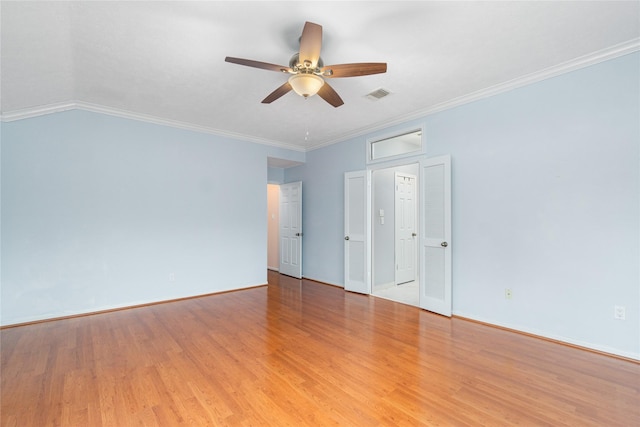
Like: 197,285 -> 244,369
321,63 -> 387,78
317,81 -> 344,108
262,82 -> 293,104
225,57 -> 291,73
298,22 -> 322,68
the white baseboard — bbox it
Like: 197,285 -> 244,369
1,282 -> 267,328
453,311 -> 640,361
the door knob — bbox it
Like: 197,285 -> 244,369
344,236 -> 350,240
295,232 -> 303,236
441,241 -> 448,247
412,233 -> 417,237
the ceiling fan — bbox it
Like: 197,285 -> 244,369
225,21 -> 387,108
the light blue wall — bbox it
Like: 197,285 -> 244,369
372,167 -> 397,288
267,166 -> 285,184
286,138 -> 365,286
0,110 -> 302,325
286,52 -> 640,358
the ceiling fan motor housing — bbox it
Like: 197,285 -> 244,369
289,53 -> 324,74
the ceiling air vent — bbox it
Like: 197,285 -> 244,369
366,88 -> 391,101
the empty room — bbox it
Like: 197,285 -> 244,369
1,1 -> 639,425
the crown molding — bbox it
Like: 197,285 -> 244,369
2,38 -> 638,153
0,102 -> 78,122
306,37 -> 640,151
0,101 -> 307,153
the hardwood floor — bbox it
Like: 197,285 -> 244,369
2,271 -> 639,426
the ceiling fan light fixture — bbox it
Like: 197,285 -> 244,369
288,73 -> 324,98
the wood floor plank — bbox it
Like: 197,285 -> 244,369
2,270 -> 639,426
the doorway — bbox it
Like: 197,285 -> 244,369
371,163 -> 419,306
267,181 -> 303,278
267,184 -> 279,271
344,155 -> 452,316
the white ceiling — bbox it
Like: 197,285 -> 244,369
1,1 -> 639,151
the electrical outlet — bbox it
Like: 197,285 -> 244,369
169,273 -> 176,282
505,288 -> 513,300
614,305 -> 626,320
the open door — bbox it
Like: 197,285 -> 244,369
344,171 -> 370,294
279,181 -> 302,278
419,155 -> 452,316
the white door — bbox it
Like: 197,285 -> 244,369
344,171 -> 369,294
279,181 -> 302,278
419,155 -> 452,316
395,172 -> 417,285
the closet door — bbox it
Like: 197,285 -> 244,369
344,171 -> 369,294
419,156 -> 452,316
